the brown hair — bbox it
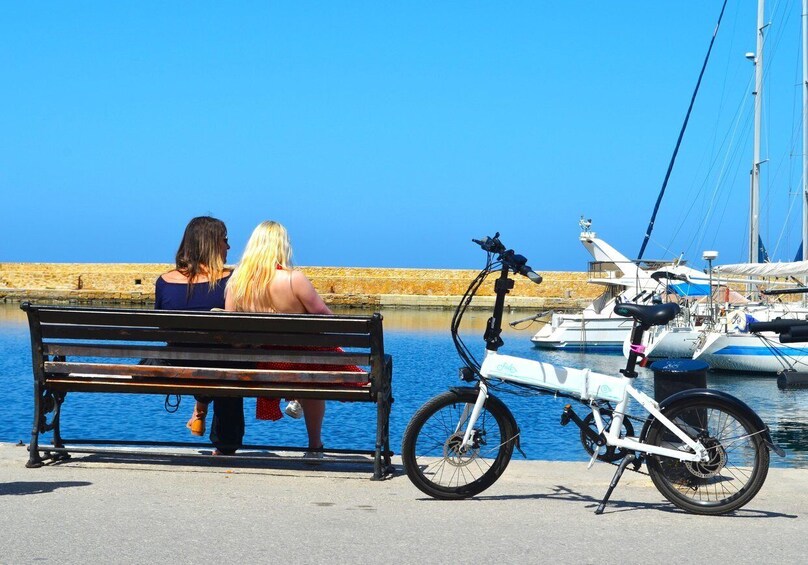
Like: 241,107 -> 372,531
175,216 -> 228,290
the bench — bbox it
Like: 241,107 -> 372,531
20,303 -> 393,478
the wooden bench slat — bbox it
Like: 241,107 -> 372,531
40,325 -> 372,348
44,378 -> 373,399
44,362 -> 371,384
35,307 -> 375,334
42,343 -> 371,366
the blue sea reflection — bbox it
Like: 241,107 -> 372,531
2,304 -> 805,468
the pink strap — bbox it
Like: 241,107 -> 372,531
629,344 -> 646,354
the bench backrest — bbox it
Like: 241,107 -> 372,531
21,303 -> 387,398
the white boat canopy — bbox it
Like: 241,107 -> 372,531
713,261 -> 808,277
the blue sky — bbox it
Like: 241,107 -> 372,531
1,1 -> 805,271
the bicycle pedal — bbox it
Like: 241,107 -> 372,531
560,404 -> 572,426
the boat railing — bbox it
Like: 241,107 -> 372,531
591,289 -> 616,314
587,259 -> 687,281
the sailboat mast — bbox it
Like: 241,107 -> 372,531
750,0 -> 765,264
803,0 -> 808,262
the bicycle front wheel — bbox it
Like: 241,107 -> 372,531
645,397 -> 770,515
401,388 -> 517,499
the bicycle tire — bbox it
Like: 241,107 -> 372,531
645,396 -> 769,515
401,388 -> 517,499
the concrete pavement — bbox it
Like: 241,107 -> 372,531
0,442 -> 805,564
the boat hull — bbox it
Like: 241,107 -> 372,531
643,326 -> 700,359
531,315 -> 634,351
693,332 -> 808,373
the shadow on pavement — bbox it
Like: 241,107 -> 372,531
0,481 -> 92,496
40,449 -> 397,480
415,483 -> 799,518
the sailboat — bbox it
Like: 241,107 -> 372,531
689,0 -> 808,373
692,262 -> 808,372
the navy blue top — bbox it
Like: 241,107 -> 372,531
154,273 -> 232,311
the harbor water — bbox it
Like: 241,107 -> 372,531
2,303 -> 807,467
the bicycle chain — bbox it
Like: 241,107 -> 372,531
579,410 -> 652,477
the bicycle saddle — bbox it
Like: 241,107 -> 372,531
613,302 -> 680,328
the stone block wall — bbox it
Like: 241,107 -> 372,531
0,263 -> 600,309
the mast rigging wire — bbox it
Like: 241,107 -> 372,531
637,0 -> 730,260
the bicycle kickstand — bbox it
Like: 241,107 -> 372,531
595,453 -> 636,515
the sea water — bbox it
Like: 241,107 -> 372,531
2,303 -> 806,467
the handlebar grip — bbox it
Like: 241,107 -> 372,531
472,234 -> 505,254
526,271 -> 542,284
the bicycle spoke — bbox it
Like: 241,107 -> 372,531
646,398 -> 769,514
402,390 -> 516,498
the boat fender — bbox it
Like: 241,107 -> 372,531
638,388 -> 785,457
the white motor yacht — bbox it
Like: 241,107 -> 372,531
532,220 -> 669,351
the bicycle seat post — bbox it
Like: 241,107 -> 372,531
620,321 -> 647,379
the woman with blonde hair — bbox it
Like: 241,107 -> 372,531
226,221 -> 332,455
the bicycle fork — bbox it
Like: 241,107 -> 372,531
458,383 -> 490,451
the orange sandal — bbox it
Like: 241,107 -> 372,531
186,404 -> 208,437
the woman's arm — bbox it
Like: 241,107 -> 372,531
291,270 -> 333,315
224,289 -> 236,311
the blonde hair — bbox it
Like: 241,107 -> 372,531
226,221 -> 293,312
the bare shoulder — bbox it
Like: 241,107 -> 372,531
290,268 -> 332,314
160,270 -> 190,284
290,269 -> 312,284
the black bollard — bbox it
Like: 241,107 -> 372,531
649,359 -> 708,402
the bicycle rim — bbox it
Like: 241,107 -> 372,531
401,389 -> 516,499
646,398 -> 769,515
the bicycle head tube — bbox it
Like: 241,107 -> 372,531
484,265 -> 513,351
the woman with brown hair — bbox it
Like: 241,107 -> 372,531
155,216 -> 243,454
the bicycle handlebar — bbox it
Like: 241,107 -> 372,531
472,235 -> 506,254
473,233 -> 542,284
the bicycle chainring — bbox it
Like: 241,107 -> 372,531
580,411 -> 635,463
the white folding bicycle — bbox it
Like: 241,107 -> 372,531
401,234 -> 784,514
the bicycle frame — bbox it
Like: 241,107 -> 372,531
464,353 -> 708,463
457,257 -> 709,464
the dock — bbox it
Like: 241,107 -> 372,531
0,442 -> 804,563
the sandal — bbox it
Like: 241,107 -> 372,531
186,404 -> 208,437
303,444 -> 325,465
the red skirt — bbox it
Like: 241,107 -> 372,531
255,347 -> 363,421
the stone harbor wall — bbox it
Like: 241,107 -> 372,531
0,263 -> 602,310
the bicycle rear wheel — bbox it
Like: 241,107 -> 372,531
401,388 -> 517,499
645,397 -> 769,515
